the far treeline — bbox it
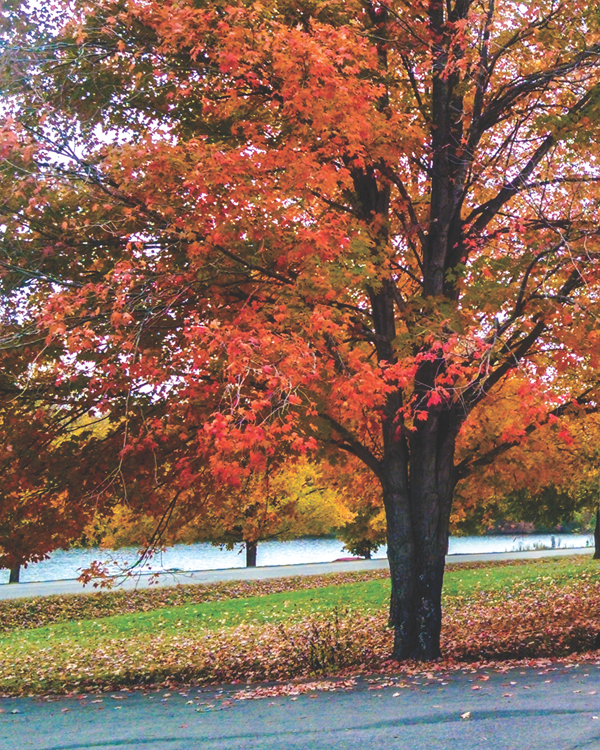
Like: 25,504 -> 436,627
2,0 -> 600,661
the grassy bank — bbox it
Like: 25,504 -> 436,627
1,555 -> 599,696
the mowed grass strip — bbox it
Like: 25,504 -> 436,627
445,552 -> 600,597
0,569 -> 392,634
1,554 -> 599,696
0,578 -> 389,646
1,553 -> 595,635
3,554 -> 596,643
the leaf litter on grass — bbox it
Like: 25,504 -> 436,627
3,555 -> 592,634
2,556 -> 600,696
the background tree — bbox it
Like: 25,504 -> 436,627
88,459 -> 349,567
194,459 -> 349,567
3,0 -> 600,660
322,457 -> 387,559
452,399 -> 600,552
0,397 -> 117,582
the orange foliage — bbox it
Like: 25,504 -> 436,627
4,0 -> 600,657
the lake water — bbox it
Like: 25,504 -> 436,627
1,532 -> 594,584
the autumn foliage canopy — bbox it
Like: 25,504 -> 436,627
2,0 -> 600,659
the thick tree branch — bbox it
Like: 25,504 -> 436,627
319,411 -> 381,476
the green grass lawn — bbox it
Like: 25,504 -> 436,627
444,553 -> 599,597
1,554 -> 598,695
1,554 -> 597,649
2,578 -> 389,648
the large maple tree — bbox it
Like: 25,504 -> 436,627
2,0 -> 600,659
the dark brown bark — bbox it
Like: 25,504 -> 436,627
382,402 -> 459,661
245,540 -> 257,567
8,564 -> 20,583
594,509 -> 600,560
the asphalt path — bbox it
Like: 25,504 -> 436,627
2,664 -> 600,750
0,546 -> 594,600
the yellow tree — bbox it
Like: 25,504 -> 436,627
89,459 -> 349,567
453,390 -> 600,548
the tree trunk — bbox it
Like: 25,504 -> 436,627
8,564 -> 20,584
245,540 -> 257,568
594,508 -> 600,560
364,548 -> 371,560
383,410 -> 458,661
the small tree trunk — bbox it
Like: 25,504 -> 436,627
364,547 -> 371,560
594,508 -> 600,560
8,564 -> 21,584
245,540 -> 257,567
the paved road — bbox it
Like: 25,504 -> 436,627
2,664 -> 600,749
0,547 -> 594,601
